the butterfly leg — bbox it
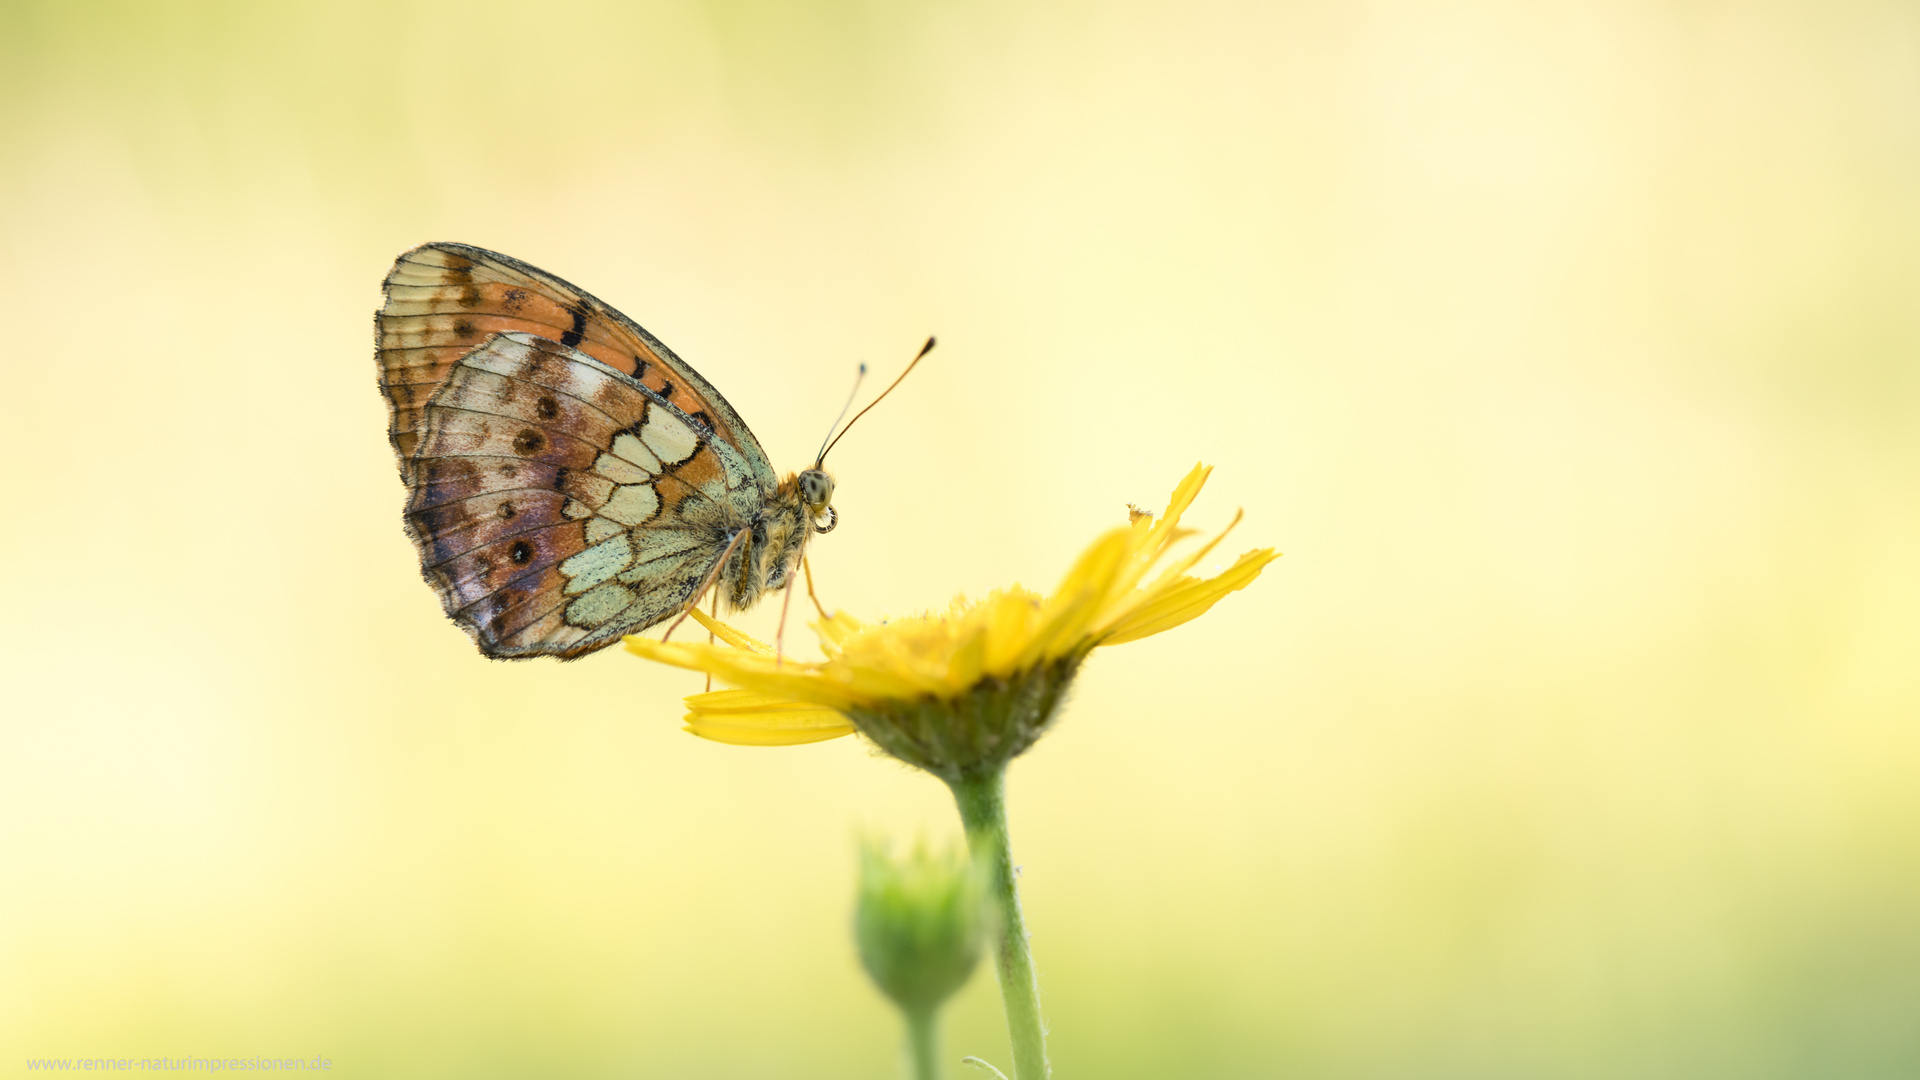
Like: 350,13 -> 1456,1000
661,527 -> 751,645
802,556 -> 833,621
705,589 -> 719,692
775,560 -> 797,668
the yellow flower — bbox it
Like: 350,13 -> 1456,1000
626,463 -> 1276,777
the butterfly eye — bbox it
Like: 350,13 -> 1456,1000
798,469 -> 835,509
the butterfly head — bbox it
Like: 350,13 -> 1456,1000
732,471 -> 831,605
798,468 -> 837,534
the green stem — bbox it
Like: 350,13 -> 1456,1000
906,1006 -> 939,1080
947,766 -> 1049,1080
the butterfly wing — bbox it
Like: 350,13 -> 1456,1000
377,242 -> 777,489
406,332 -> 767,659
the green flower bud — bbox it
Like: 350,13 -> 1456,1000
855,836 -> 987,1018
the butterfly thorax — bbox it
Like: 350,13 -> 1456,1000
720,468 -> 835,610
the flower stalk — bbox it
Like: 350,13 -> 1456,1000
905,1006 -> 939,1080
949,766 -> 1048,1080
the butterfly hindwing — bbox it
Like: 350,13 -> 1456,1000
377,242 -> 777,491
405,333 -> 766,658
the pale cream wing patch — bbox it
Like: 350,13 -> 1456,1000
404,333 -> 765,659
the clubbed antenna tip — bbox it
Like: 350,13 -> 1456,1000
817,337 -> 935,466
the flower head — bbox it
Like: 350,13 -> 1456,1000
626,464 -> 1276,778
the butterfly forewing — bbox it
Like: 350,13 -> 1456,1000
377,242 -> 775,489
404,333 -> 766,658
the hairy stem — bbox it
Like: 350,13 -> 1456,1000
947,767 -> 1048,1080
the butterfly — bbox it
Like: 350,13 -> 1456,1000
375,242 -> 920,659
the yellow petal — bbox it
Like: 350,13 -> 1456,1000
622,637 -> 736,672
1051,525 -> 1133,597
1099,507 -> 1248,634
1105,471 -> 1206,602
1150,507 -> 1243,590
981,589 -> 1045,674
1038,527 -> 1134,641
686,688 -> 821,714
944,617 -> 991,688
687,608 -> 774,654
624,636 -> 860,710
683,689 -> 855,746
1100,548 -> 1278,645
1143,463 -> 1212,559
813,611 -> 867,653
842,646 -> 951,701
1020,586 -> 1102,668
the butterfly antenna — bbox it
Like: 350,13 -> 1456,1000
818,336 -> 935,467
813,363 -> 869,466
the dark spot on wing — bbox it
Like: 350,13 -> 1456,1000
512,429 -> 545,455
444,253 -> 473,285
452,317 -> 477,339
560,302 -> 588,349
413,502 -> 469,538
497,501 -> 517,520
688,410 -> 712,432
633,357 -> 650,380
536,396 -> 559,420
458,286 -> 483,308
417,458 -> 481,508
510,540 -> 533,565
501,287 -> 529,313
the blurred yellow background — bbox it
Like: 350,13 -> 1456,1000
4,0 -> 1918,1075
